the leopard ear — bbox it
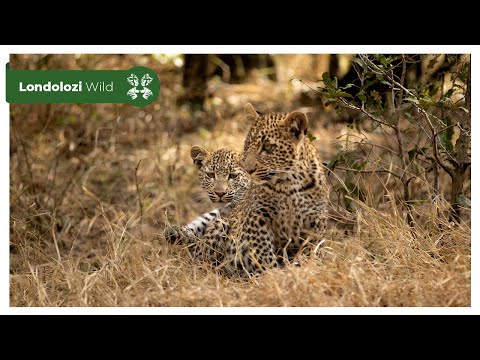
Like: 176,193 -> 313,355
191,146 -> 210,169
244,103 -> 259,122
281,111 -> 308,141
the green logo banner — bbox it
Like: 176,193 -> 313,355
6,63 -> 160,107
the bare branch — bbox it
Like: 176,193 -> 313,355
406,164 -> 437,186
338,98 -> 396,129
397,54 -> 406,111
328,165 -> 402,180
334,131 -> 399,157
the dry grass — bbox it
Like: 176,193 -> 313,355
9,54 -> 470,307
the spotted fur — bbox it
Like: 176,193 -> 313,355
165,147 -> 250,244
175,104 -> 329,276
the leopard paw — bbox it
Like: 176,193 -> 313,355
164,225 -> 183,243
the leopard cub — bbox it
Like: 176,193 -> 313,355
165,147 -> 250,244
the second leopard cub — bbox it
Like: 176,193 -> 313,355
166,147 -> 250,243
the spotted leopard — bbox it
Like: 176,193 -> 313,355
165,147 -> 250,244
171,103 -> 329,276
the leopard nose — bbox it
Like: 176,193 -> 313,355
215,191 -> 226,198
243,157 -> 257,174
244,164 -> 256,174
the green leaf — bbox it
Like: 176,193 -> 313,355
307,131 -> 316,142
358,93 -> 367,102
327,150 -> 348,170
351,160 -> 367,171
344,151 -> 358,168
335,91 -> 353,98
322,72 -> 332,87
378,54 -> 388,67
443,89 -> 454,99
332,77 -> 338,89
363,79 -> 377,90
324,98 -> 338,106
429,83 -> 440,97
352,57 -> 367,72
405,97 -> 419,104
440,117 -> 454,153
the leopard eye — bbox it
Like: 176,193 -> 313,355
262,143 -> 274,153
229,173 -> 239,180
207,172 -> 215,179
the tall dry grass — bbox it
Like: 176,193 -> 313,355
10,192 -> 470,307
9,54 -> 470,307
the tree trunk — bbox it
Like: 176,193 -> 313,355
329,54 -> 339,78
179,54 -> 208,109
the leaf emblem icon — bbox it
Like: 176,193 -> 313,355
127,87 -> 138,99
142,87 -> 153,100
127,74 -> 139,86
141,74 -> 153,87
127,72 -> 156,101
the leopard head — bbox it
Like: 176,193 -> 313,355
241,103 -> 309,183
191,146 -> 250,204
